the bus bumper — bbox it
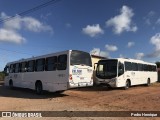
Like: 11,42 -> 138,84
68,81 -> 93,88
96,78 -> 117,87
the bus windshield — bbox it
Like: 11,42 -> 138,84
70,50 -> 92,67
96,60 -> 117,79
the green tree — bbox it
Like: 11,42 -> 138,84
0,72 -> 5,81
155,61 -> 160,68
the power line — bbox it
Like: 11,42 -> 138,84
0,0 -> 62,56
0,0 -> 61,24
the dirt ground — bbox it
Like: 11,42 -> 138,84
0,81 -> 160,120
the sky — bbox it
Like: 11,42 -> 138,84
0,0 -> 160,70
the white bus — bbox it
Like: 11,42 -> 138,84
95,58 -> 157,89
4,50 -> 93,94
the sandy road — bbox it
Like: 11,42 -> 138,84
0,81 -> 160,120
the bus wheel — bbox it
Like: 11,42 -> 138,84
55,90 -> 65,94
35,82 -> 43,95
9,80 -> 13,89
124,80 -> 130,90
146,79 -> 150,86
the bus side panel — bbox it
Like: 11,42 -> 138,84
150,72 -> 158,83
22,70 -> 68,92
5,73 -> 22,87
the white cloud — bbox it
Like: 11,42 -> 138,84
105,44 -> 118,52
146,33 -> 160,58
106,5 -> 137,34
145,19 -> 151,25
0,29 -> 25,44
135,52 -> 144,60
0,12 -> 8,19
22,17 -> 53,32
127,42 -> 135,48
82,24 -> 104,37
144,11 -> 156,25
119,54 -> 126,58
66,23 -> 71,28
144,33 -> 160,58
150,33 -> 160,51
156,18 -> 160,25
148,11 -> 155,17
90,48 -> 109,58
0,12 -> 53,44
40,13 -> 52,20
3,15 -> 53,33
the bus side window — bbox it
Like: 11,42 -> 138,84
27,60 -> 35,72
57,54 -> 67,70
10,64 -> 15,73
21,62 -> 27,72
132,63 -> 138,71
46,56 -> 57,71
35,58 -> 45,72
118,62 -> 124,76
15,63 -> 21,73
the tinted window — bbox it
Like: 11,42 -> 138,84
132,63 -> 138,71
143,64 -> 148,71
21,62 -> 27,72
57,55 -> 67,70
124,62 -> 132,71
151,65 -> 156,71
15,63 -> 21,73
148,65 -> 152,71
46,56 -> 57,71
70,50 -> 92,67
96,60 -> 117,79
118,62 -> 124,76
27,60 -> 35,72
35,58 -> 45,71
138,64 -> 143,71
9,64 -> 15,73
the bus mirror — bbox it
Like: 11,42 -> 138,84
4,67 -> 6,73
4,66 -> 9,76
94,63 -> 98,70
24,67 -> 28,72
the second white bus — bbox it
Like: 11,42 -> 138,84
95,58 -> 157,89
4,50 -> 93,94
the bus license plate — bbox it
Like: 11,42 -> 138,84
80,77 -> 84,80
79,82 -> 86,86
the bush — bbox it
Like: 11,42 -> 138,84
0,72 -> 5,81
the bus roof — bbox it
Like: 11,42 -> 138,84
99,58 -> 156,66
5,50 -> 90,65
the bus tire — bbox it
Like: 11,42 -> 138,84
146,79 -> 150,86
35,81 -> 43,95
55,90 -> 65,94
124,80 -> 130,90
9,80 -> 13,89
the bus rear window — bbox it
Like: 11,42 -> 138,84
70,50 -> 92,67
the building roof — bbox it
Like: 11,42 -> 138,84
91,55 -> 107,59
157,68 -> 160,71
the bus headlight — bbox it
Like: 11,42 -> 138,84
111,78 -> 117,82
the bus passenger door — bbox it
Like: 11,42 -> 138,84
131,63 -> 139,85
118,62 -> 125,86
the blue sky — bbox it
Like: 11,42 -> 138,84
0,0 -> 160,70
